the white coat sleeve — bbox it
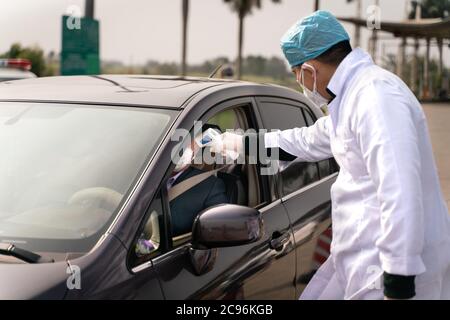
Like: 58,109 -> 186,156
355,80 -> 426,276
264,115 -> 333,162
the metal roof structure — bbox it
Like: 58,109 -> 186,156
339,16 -> 450,100
339,17 -> 450,39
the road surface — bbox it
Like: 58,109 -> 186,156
422,103 -> 450,211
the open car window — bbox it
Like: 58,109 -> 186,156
165,105 -> 263,247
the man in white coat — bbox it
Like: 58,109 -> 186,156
211,10 -> 450,299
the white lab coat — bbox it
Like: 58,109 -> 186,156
265,48 -> 450,299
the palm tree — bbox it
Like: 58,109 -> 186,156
181,0 -> 189,76
224,0 -> 281,79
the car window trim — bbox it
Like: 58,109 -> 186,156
281,172 -> 338,203
258,199 -> 282,214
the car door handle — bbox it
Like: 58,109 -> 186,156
269,232 -> 290,251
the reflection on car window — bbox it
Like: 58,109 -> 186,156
133,193 -> 163,262
257,100 -> 319,196
279,160 -> 319,195
0,102 -> 175,253
302,108 -> 331,179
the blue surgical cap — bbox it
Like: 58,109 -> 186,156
281,10 -> 350,68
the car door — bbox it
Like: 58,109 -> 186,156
130,97 -> 296,299
255,96 -> 336,297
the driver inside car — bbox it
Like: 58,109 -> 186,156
135,124 -> 230,257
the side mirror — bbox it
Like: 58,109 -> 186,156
191,204 -> 264,250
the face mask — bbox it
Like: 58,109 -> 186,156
297,63 -> 329,108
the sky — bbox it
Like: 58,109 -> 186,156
0,0 -> 448,68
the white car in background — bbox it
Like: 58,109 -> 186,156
0,59 -> 37,82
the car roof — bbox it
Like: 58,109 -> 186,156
0,75 -> 242,109
0,74 -> 323,118
0,68 -> 37,81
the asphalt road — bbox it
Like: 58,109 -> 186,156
422,103 -> 450,210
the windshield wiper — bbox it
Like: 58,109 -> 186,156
0,243 -> 54,263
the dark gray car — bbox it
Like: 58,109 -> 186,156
0,75 -> 337,299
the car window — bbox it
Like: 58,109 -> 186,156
207,108 -> 239,130
256,98 -> 320,197
0,102 -> 176,255
167,104 -> 265,248
130,191 -> 165,267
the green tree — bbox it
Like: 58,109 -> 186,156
1,43 -> 47,76
409,0 -> 450,19
243,55 -> 266,76
265,56 -> 291,80
223,0 -> 281,79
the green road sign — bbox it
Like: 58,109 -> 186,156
61,15 -> 100,75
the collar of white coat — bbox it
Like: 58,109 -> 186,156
326,48 -> 374,132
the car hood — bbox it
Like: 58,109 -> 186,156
0,260 -> 68,299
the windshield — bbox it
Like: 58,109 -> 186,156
0,102 -> 176,257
